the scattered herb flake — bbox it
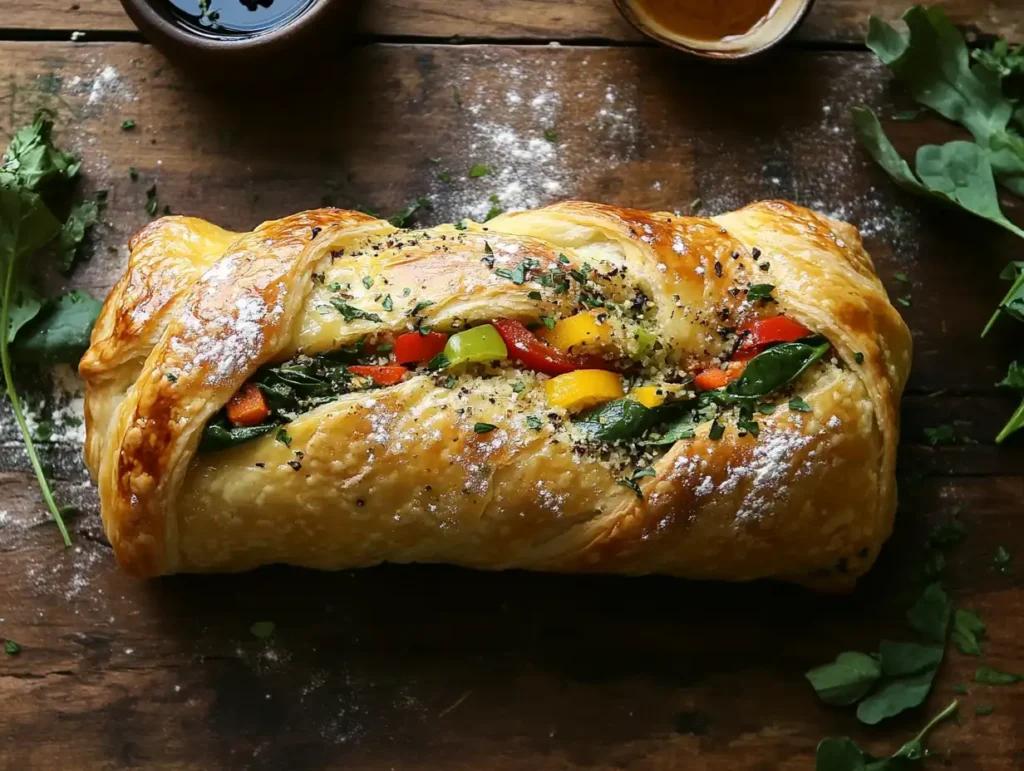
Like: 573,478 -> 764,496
473,422 -> 497,434
120,119 -> 136,130
975,665 -> 1023,685
469,163 -> 490,178
3,639 -> 20,655
275,428 -> 292,447
788,396 -> 812,412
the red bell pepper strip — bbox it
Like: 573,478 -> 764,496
693,362 -> 745,391
348,365 -> 409,386
492,319 -> 607,376
734,316 -> 811,361
394,331 -> 449,365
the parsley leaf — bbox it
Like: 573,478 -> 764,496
951,609 -> 986,656
975,665 -> 1023,685
58,199 -> 99,272
275,428 -> 292,447
469,164 -> 490,178
473,422 -> 497,434
3,639 -> 20,655
746,283 -> 775,302
525,415 -> 542,430
788,396 -> 812,412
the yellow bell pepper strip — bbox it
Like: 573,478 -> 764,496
629,386 -> 665,409
441,324 -> 508,367
538,309 -> 613,351
545,369 -> 624,413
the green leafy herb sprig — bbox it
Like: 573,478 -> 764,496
806,583 -> 952,725
853,6 -> 1024,442
1,111 -> 104,545
815,700 -> 958,771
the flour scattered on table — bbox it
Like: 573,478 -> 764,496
429,53 -> 640,222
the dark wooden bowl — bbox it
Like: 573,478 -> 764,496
118,0 -> 361,82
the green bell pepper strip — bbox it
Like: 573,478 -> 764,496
442,324 -> 508,366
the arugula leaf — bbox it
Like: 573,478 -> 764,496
805,651 -> 881,706
10,290 -> 101,363
867,7 -> 1024,195
852,110 -> 1024,239
907,582 -> 953,644
951,609 -> 986,656
975,665 -> 1023,685
727,339 -> 830,398
816,700 -> 958,771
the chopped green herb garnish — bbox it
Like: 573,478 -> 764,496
689,197 -> 702,212
709,420 -> 725,440
469,164 -> 490,178
897,296 -> 912,307
951,609 -> 986,656
362,276 -> 373,289
747,283 -> 776,303
166,372 -> 178,383
439,169 -> 451,183
129,166 -> 138,180
381,294 -> 393,311
331,299 -> 382,323
737,418 -> 760,437
975,704 -> 994,716
854,351 -> 865,364
473,422 -> 497,434
975,665 -> 1023,685
994,545 -> 1013,574
540,316 -> 556,330
443,375 -> 458,389
512,381 -> 525,393
617,477 -> 643,499
527,291 -> 542,300
543,128 -> 557,143
4,639 -> 20,655
558,253 -> 571,264
376,343 -> 393,354
145,184 -> 158,216
455,219 -> 469,230
275,428 -> 292,447
121,119 -> 136,130
427,352 -> 449,371
526,415 -> 543,430
923,425 -> 957,445
408,300 -> 435,317
485,204 -> 502,221
894,271 -> 910,282
250,621 -> 275,639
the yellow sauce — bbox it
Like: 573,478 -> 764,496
630,0 -> 782,42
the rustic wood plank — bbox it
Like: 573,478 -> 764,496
2,470 -> 1023,770
1,40 -> 1023,770
0,0 -> 1021,44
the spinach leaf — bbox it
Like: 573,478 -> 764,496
643,398 -> 717,446
951,609 -> 986,656
726,338 -> 830,398
805,651 -> 881,706
574,398 -> 652,441
200,421 -> 280,451
10,290 -> 101,363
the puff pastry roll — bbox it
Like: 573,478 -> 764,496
80,201 -> 911,590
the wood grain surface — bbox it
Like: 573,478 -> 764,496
0,0 -> 1021,43
1,18 -> 1023,771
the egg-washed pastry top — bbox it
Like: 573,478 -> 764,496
80,200 -> 911,590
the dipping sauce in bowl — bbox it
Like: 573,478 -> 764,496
164,0 -> 316,37
614,0 -> 813,59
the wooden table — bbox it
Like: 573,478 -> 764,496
2,1 -> 1023,768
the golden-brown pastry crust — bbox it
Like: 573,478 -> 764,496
81,201 -> 911,589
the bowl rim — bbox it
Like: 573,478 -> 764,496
612,0 -> 816,60
119,0 -> 332,52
